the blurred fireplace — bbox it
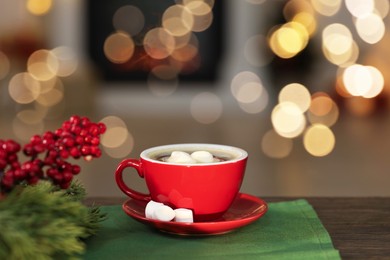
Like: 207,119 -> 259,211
86,0 -> 224,83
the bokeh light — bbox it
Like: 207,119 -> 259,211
261,129 -> 293,159
303,124 -> 335,157
190,92 -> 222,124
143,27 -> 176,60
271,102 -> 306,138
374,0 -> 390,19
103,132 -> 135,159
48,46 -> 78,77
237,91 -> 269,114
100,116 -> 134,158
179,0 -> 215,8
100,116 -> 129,148
355,13 -> 385,44
171,33 -> 199,63
278,83 -> 311,112
147,65 -> 179,97
310,0 -> 342,16
8,73 -> 41,104
16,109 -> 47,125
342,64 -> 384,98
35,78 -> 64,107
283,0 -> 315,21
363,66 -> 385,98
27,49 -> 58,81
269,22 -> 309,59
26,0 -> 52,16
231,71 -> 269,114
113,5 -> 145,36
307,92 -> 339,127
13,114 -> 45,142
104,32 -> 135,64
322,23 -> 353,56
345,0 -> 374,18
184,0 -> 214,32
162,4 -> 194,37
292,11 -> 317,37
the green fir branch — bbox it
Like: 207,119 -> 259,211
0,181 -> 106,259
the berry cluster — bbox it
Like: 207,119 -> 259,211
0,115 -> 106,192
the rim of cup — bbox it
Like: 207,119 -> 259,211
141,143 -> 248,166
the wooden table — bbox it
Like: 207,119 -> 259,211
85,197 -> 390,259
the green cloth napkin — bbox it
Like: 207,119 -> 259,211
83,199 -> 340,260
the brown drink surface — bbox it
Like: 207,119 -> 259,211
153,150 -> 235,163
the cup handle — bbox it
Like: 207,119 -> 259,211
115,159 -> 151,202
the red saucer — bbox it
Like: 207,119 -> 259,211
122,193 -> 268,235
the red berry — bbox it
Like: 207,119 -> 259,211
90,146 -> 100,156
70,125 -> 81,135
69,115 -> 81,124
75,136 -> 84,145
43,131 -> 55,140
94,149 -> 102,158
23,144 -> 34,156
60,182 -> 71,189
62,121 -> 71,130
30,135 -> 41,144
0,158 -> 7,169
4,140 -> 21,153
7,154 -> 18,162
98,123 -> 106,134
84,136 -> 93,144
14,169 -> 27,180
72,165 -> 81,175
69,147 -> 80,158
53,173 -> 63,183
91,137 -> 100,146
80,146 -> 91,155
60,150 -> 69,159
89,125 -> 100,136
63,172 -> 73,183
11,161 -> 20,169
81,117 -> 90,127
33,144 -> 45,153
22,161 -> 33,171
79,129 -> 88,137
44,157 -> 55,165
0,150 -> 7,158
62,137 -> 75,147
46,168 -> 58,178
48,150 -> 58,158
1,175 -> 14,189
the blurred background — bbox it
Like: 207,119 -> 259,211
1,0 -> 390,197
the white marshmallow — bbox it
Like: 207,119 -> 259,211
145,200 -> 164,219
167,151 -> 196,164
191,151 -> 214,163
174,208 -> 194,223
153,205 -> 176,222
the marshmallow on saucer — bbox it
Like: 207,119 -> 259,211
167,151 -> 196,164
153,205 -> 176,222
174,208 -> 194,223
191,151 -> 214,163
145,200 -> 164,219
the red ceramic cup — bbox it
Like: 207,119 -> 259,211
115,143 -> 248,222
